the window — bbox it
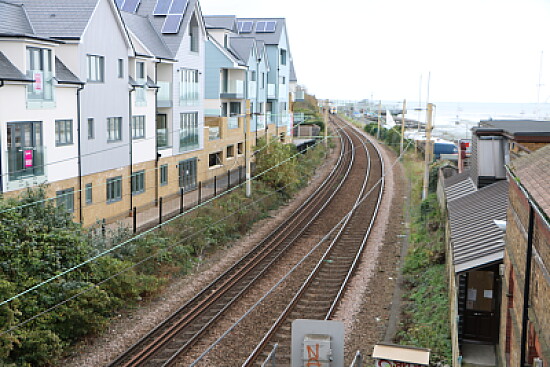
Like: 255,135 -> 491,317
56,188 -> 74,213
251,70 -> 257,81
106,176 -> 122,203
6,122 -> 44,180
180,68 -> 199,106
226,145 -> 235,158
26,47 -> 53,102
55,119 -> 73,146
118,59 -> 124,78
209,151 -> 222,167
280,49 -> 287,65
132,115 -> 145,139
237,142 -> 244,155
136,61 -> 146,104
85,183 -> 93,204
261,72 -> 265,89
136,61 -> 145,79
189,17 -> 199,52
87,118 -> 95,139
179,112 -> 199,151
160,164 -> 168,186
131,170 -> 145,195
281,76 -> 286,85
156,114 -> 169,148
87,54 -> 104,82
107,117 -> 122,142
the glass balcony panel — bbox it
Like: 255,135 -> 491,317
157,81 -> 172,108
157,128 -> 169,148
228,116 -> 239,129
27,70 -> 54,101
7,147 -> 45,181
209,127 -> 220,141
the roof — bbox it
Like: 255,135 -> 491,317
480,120 -> 550,137
204,15 -> 237,31
510,144 -> 550,216
235,18 -> 286,45
0,0 -> 34,35
54,57 -> 83,85
289,59 -> 297,82
229,36 -> 255,64
16,0 -> 99,39
444,170 -> 477,202
447,180 -> 509,273
121,12 -> 172,59
0,51 -> 33,82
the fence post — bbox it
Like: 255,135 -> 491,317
198,182 -> 202,205
180,187 -> 184,214
214,175 -> 217,196
101,218 -> 106,237
228,169 -> 232,189
133,207 -> 137,234
239,166 -> 243,184
159,197 -> 163,225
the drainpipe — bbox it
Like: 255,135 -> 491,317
129,85 -> 135,214
154,60 -> 160,206
0,80 -> 5,194
76,83 -> 85,224
520,204 -> 535,367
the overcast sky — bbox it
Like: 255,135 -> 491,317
201,0 -> 550,104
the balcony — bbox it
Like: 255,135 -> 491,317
220,79 -> 245,99
157,81 -> 172,108
267,84 -> 276,99
7,147 -> 45,181
157,128 -> 170,149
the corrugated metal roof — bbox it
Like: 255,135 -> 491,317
443,170 -> 477,203
0,0 -> 34,35
510,144 -> 550,215
0,51 -> 33,82
480,120 -> 550,136
54,57 -> 82,84
447,180 -> 508,273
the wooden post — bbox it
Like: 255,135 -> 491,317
198,181 -> 202,205
158,197 -> 163,225
214,175 -> 217,196
377,100 -> 382,139
422,103 -> 434,200
323,99 -> 329,148
245,99 -> 252,197
180,187 -> 184,214
133,207 -> 137,234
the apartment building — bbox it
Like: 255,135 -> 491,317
0,0 -> 298,226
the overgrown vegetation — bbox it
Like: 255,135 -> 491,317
0,139 -> 326,366
396,155 -> 452,365
363,123 -> 411,155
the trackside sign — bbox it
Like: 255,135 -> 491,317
373,343 -> 430,367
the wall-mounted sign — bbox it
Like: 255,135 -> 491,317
33,71 -> 43,92
24,150 -> 33,168
373,343 -> 430,367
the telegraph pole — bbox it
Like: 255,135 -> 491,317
400,99 -> 406,156
377,100 -> 382,139
245,99 -> 252,197
422,103 -> 434,200
324,99 -> 329,148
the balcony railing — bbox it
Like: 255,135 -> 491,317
221,80 -> 245,99
157,81 -> 172,108
209,126 -> 220,141
157,128 -> 169,149
26,70 -> 54,105
228,116 -> 239,129
7,147 -> 45,181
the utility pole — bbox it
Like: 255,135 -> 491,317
377,100 -> 382,139
245,99 -> 252,197
400,99 -> 406,156
324,99 -> 329,148
422,103 -> 434,200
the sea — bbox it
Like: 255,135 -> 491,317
403,101 -> 550,141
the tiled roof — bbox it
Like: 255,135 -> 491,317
510,144 -> 550,215
447,180 -> 508,273
0,0 -> 34,35
121,12 -> 173,60
235,18 -> 286,45
54,57 -> 82,85
0,51 -> 33,82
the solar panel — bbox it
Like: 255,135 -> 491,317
255,21 -> 267,32
115,0 -> 124,9
153,0 -> 172,15
162,13 -> 183,33
168,0 -> 188,14
238,21 -> 253,33
265,21 -> 277,32
121,0 -> 141,12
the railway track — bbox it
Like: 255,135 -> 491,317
108,115 -> 384,367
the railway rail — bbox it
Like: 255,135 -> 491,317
108,115 -> 384,367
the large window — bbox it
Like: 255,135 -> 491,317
55,119 -> 73,146
87,54 -> 104,82
131,170 -> 145,195
156,114 -> 169,148
132,115 -> 145,139
106,176 -> 122,203
6,122 -> 44,180
280,49 -> 287,65
56,188 -> 74,213
135,61 -> 146,104
180,68 -> 199,106
160,164 -> 168,186
179,112 -> 199,151
107,117 -> 122,142
26,47 -> 53,102
87,118 -> 95,139
209,151 -> 222,167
